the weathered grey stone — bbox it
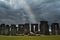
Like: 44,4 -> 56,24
10,24 -> 17,36
24,23 -> 30,35
28,32 -> 36,36
17,24 -> 24,35
51,23 -> 59,35
0,24 -> 5,35
31,24 -> 38,34
4,25 -> 10,35
40,21 -> 49,35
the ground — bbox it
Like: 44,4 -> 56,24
0,35 -> 60,40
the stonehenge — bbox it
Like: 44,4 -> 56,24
0,21 -> 60,36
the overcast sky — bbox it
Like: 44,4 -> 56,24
0,0 -> 60,25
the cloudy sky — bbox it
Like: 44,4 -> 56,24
0,0 -> 60,25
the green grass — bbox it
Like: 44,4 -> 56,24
0,35 -> 60,40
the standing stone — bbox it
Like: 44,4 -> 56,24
24,23 -> 30,35
18,24 -> 24,35
31,24 -> 38,34
31,24 -> 34,33
0,24 -> 5,35
4,25 -> 10,35
40,21 -> 49,35
51,23 -> 59,35
10,24 -> 17,35
0,25 -> 1,35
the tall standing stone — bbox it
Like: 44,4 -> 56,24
4,25 -> 10,35
10,24 -> 17,35
51,23 -> 59,35
0,24 -> 5,35
31,24 -> 38,34
0,25 -> 1,35
40,21 -> 49,35
31,24 -> 34,33
24,23 -> 30,35
18,24 -> 24,34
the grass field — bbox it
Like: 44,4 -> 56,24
0,35 -> 60,40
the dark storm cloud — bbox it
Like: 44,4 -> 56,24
26,0 -> 60,24
0,1 -> 26,24
0,0 -> 60,24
